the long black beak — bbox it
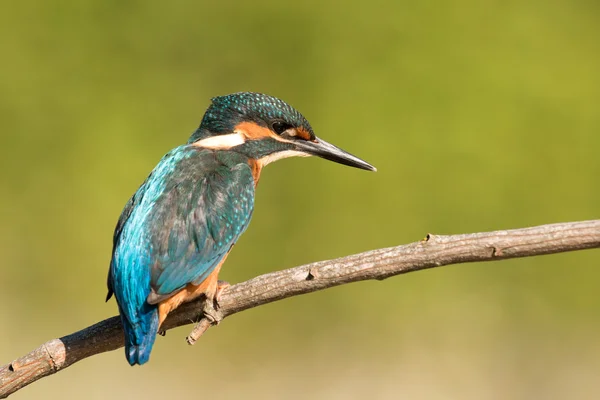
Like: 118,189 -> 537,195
293,136 -> 377,171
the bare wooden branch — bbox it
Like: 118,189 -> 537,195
1,220 -> 599,398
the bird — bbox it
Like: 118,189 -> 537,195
106,92 -> 376,365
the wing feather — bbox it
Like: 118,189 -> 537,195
145,150 -> 255,301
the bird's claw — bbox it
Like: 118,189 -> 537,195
202,296 -> 223,325
213,280 -> 230,311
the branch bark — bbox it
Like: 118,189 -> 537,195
1,220 -> 599,398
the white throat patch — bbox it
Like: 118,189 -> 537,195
193,132 -> 246,149
259,150 -> 309,167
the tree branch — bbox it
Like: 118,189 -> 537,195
1,220 -> 599,398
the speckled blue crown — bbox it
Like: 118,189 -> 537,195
188,92 -> 314,143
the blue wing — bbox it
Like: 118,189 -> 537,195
145,149 -> 255,301
109,144 -> 255,314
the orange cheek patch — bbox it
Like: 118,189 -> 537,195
235,121 -> 277,140
295,127 -> 314,141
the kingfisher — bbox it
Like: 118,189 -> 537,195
106,92 -> 376,365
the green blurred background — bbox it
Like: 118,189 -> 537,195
1,1 -> 599,399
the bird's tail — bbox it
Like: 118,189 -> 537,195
121,302 -> 159,366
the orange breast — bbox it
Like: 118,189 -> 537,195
156,255 -> 228,328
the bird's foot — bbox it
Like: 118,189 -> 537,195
213,280 -> 230,310
202,296 -> 224,325
186,291 -> 226,346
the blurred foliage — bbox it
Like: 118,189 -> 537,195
1,1 -> 599,399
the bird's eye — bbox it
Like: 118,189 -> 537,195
271,121 -> 292,135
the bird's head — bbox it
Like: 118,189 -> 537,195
188,92 -> 376,171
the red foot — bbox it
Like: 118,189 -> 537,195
214,280 -> 230,310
